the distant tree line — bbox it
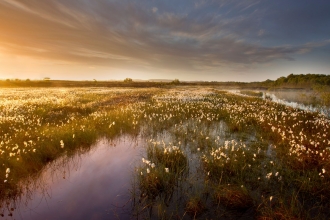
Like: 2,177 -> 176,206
0,74 -> 329,89
271,73 -> 330,87
237,74 -> 329,89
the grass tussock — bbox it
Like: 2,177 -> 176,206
213,185 -> 253,210
137,142 -> 188,199
185,196 -> 206,217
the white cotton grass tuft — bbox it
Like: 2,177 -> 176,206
60,140 -> 64,148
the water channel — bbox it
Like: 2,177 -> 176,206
1,136 -> 144,220
228,89 -> 330,117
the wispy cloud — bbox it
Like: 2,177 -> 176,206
0,0 -> 329,75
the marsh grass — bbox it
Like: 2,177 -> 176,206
185,196 -> 206,217
131,88 -> 330,219
213,185 -> 253,210
1,87 -> 330,219
136,143 -> 188,204
146,143 -> 188,174
0,88 -> 157,202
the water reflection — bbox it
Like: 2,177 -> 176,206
1,136 -> 144,220
227,89 -> 330,117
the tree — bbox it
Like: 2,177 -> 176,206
124,78 -> 133,83
172,79 -> 180,84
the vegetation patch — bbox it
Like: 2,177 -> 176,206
213,185 -> 253,210
1,86 -> 330,219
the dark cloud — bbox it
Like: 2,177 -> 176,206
0,0 -> 329,74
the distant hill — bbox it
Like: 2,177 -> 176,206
147,79 -> 173,82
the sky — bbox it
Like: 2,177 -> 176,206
0,0 -> 330,82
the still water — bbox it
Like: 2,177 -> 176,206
2,136 -> 144,220
229,89 -> 330,117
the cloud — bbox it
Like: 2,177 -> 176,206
0,0 -> 329,75
258,29 -> 264,36
152,7 -> 158,13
